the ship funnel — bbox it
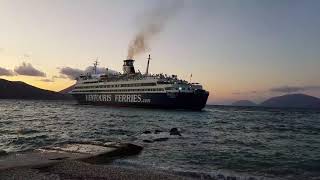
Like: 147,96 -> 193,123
123,59 -> 136,74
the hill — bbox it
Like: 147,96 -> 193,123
0,79 -> 72,100
260,94 -> 320,108
59,84 -> 75,94
231,100 -> 257,107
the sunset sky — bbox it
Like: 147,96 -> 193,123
0,0 -> 320,104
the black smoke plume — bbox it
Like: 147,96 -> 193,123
127,1 -> 183,59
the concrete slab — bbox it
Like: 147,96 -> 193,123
0,142 -> 143,170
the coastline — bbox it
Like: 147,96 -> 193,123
0,142 -> 272,180
0,160 -> 192,180
0,142 -> 193,180
0,157 -> 273,180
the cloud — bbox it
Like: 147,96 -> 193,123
53,75 -> 67,79
40,78 -> 54,82
270,85 -> 320,93
84,66 -> 118,75
0,67 -> 15,76
59,66 -> 118,80
59,67 -> 84,80
14,62 -> 46,77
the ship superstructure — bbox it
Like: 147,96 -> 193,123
70,55 -> 209,110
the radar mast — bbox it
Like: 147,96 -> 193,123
93,58 -> 99,74
145,54 -> 151,75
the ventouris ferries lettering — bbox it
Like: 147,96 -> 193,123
85,94 -> 151,103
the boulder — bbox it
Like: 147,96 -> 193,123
226,176 -> 237,180
217,174 -> 225,180
143,130 -> 152,134
169,128 -> 181,136
0,150 -> 7,156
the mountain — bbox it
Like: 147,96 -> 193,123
59,84 -> 75,94
260,94 -> 320,109
0,79 -> 72,100
231,100 -> 257,107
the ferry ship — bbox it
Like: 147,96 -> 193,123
70,55 -> 209,110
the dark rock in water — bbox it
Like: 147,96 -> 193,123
248,177 -> 257,180
143,139 -> 153,143
217,174 -> 225,180
153,138 -> 169,142
154,129 -> 163,134
143,130 -> 152,134
170,128 -> 181,136
227,176 -> 237,180
0,150 -> 7,156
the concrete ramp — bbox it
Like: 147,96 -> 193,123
0,142 -> 143,170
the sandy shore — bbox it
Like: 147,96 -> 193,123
0,160 -> 194,180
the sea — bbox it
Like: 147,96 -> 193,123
0,100 -> 319,180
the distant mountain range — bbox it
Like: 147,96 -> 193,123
0,79 -> 72,100
1,79 -> 319,109
260,94 -> 320,108
232,94 -> 320,109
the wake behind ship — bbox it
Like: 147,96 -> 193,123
70,55 -> 209,110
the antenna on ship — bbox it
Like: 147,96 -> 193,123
93,58 -> 99,74
145,54 -> 151,75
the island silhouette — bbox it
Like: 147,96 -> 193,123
0,79 -> 71,100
